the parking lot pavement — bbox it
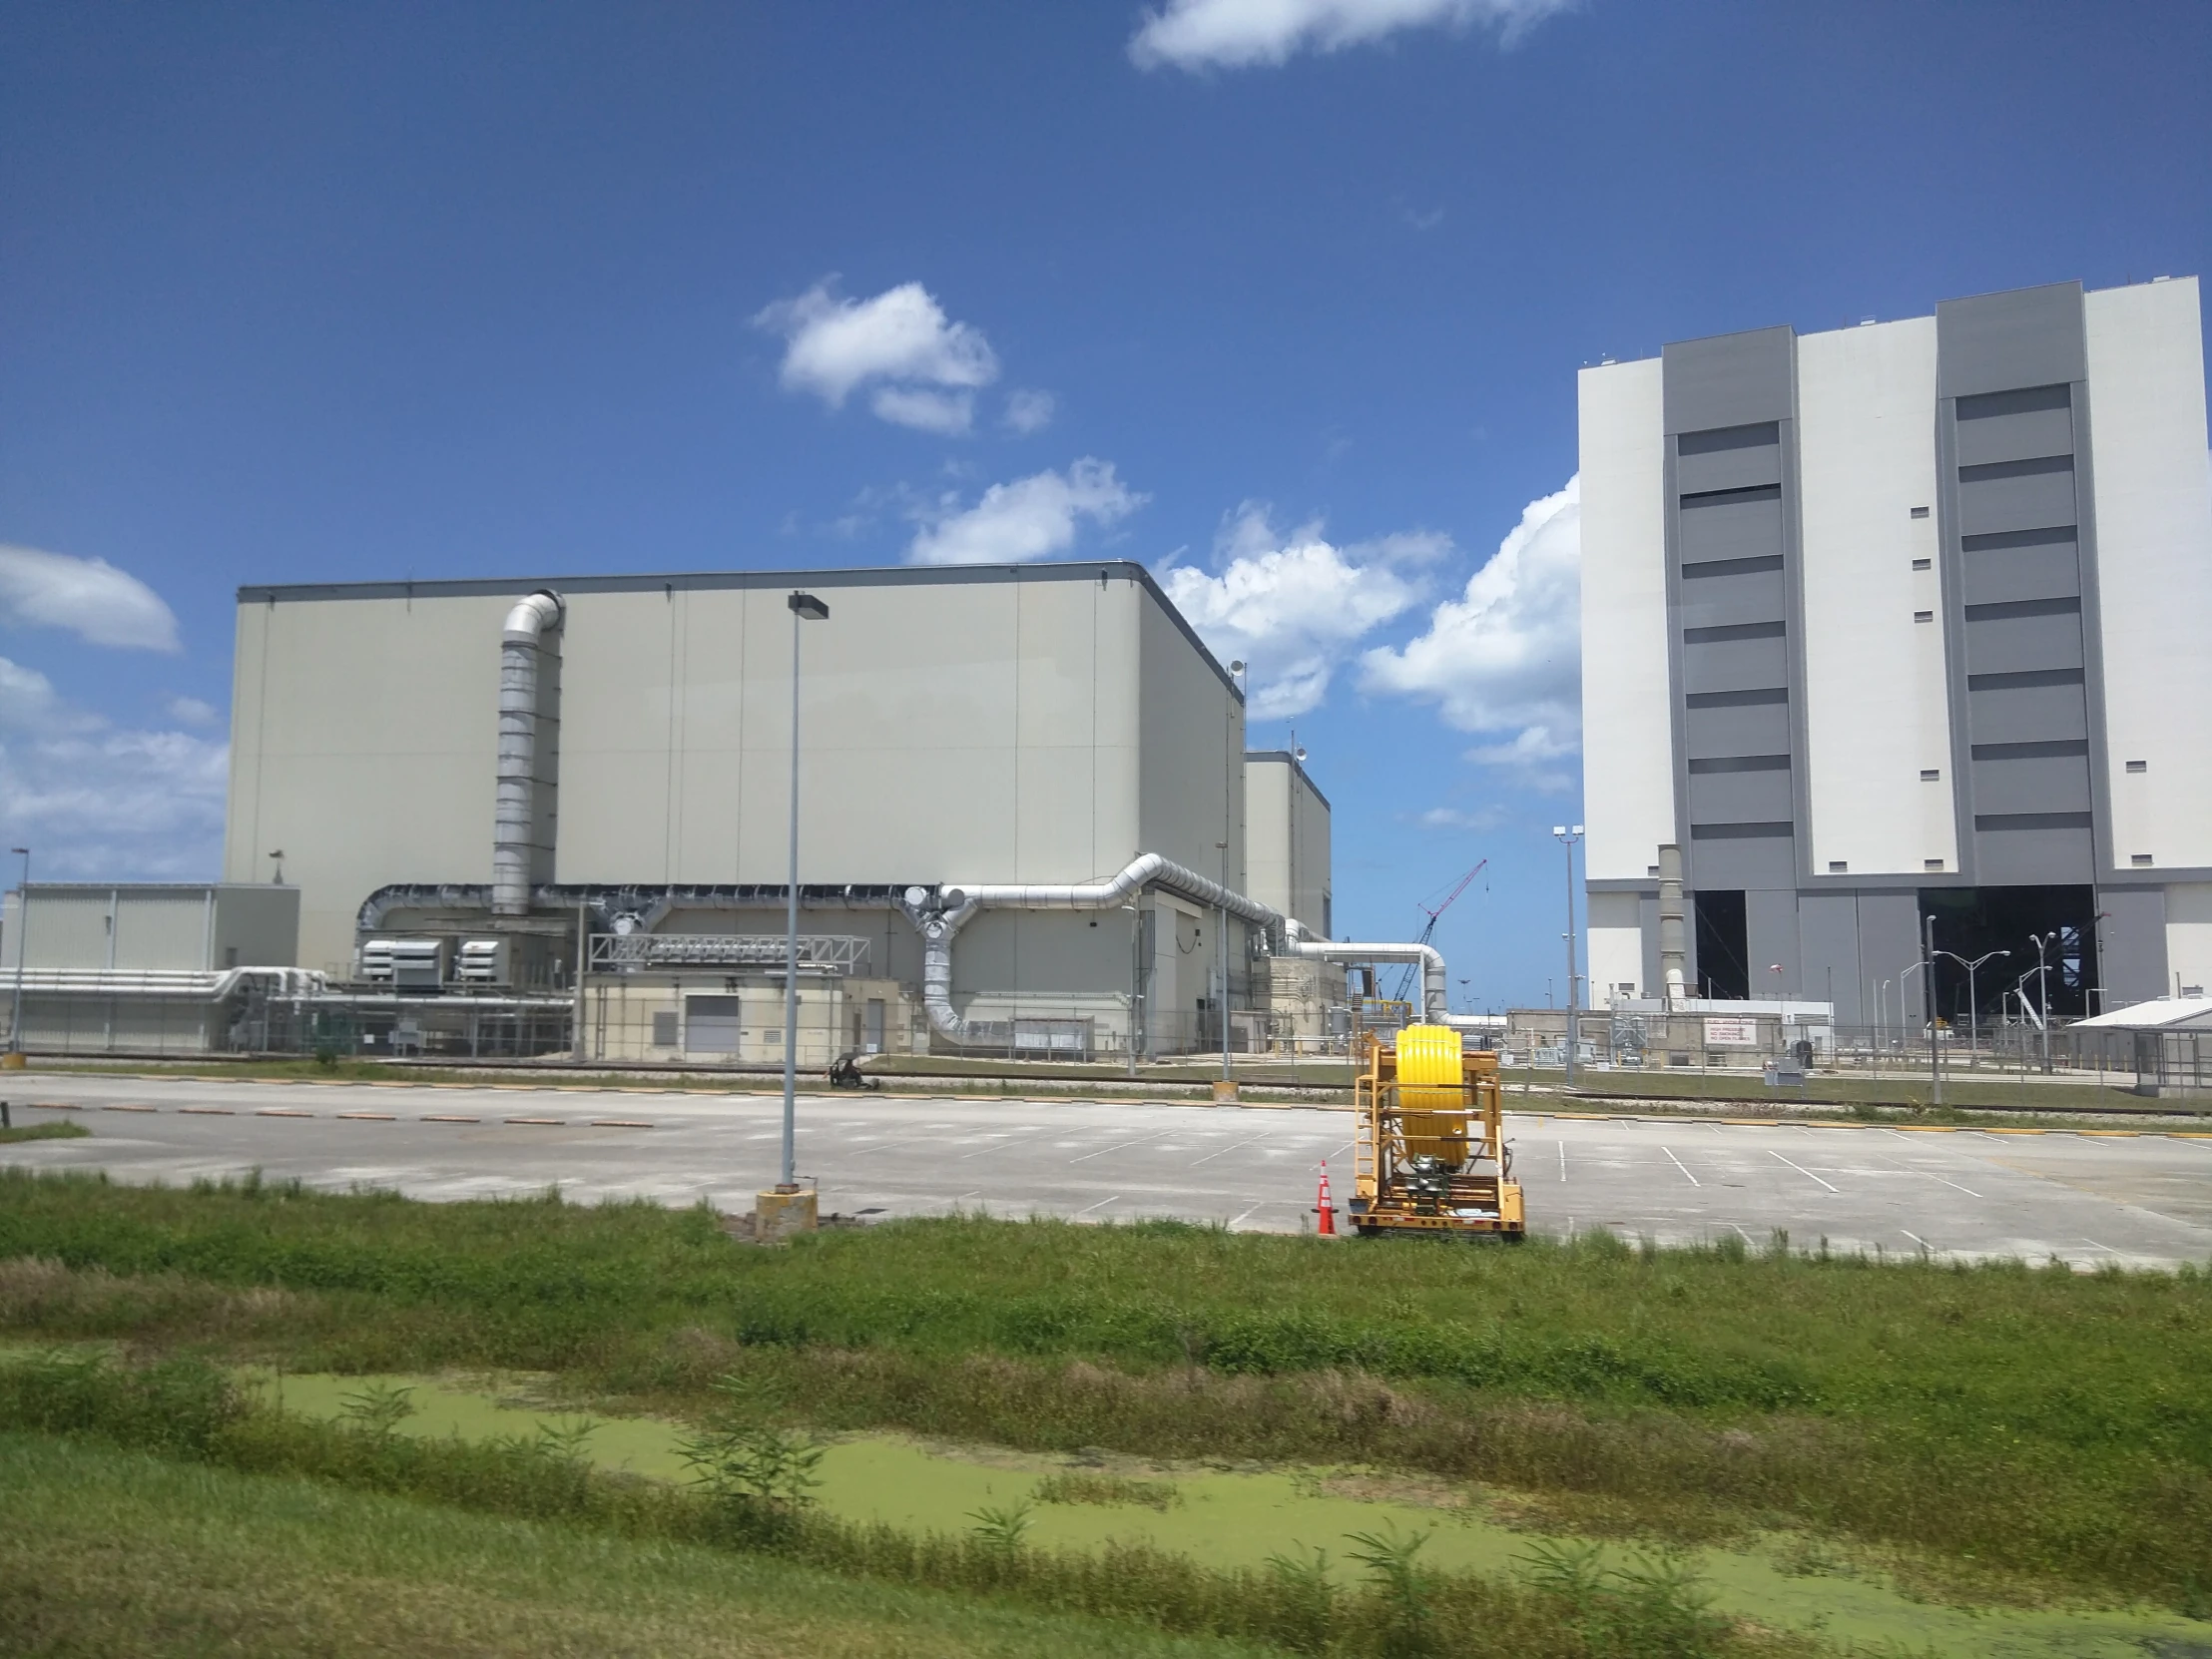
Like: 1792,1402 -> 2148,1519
5,1074 -> 2209,1267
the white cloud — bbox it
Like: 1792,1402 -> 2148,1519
1419,805 -> 1504,831
0,544 -> 180,652
1160,504 -> 1444,720
1004,388 -> 1057,435
1130,0 -> 1573,71
754,280 -> 998,432
907,459 -> 1146,566
164,695 -> 222,728
1360,474 -> 1580,782
869,385 -> 976,435
0,656 -> 227,878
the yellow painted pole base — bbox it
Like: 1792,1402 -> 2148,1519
1,1051 -> 27,1070
756,1188 -> 819,1241
1212,1079 -> 1240,1103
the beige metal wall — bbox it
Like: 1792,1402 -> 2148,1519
1,884 -> 295,972
229,566 -> 1247,976
1243,754 -> 1331,936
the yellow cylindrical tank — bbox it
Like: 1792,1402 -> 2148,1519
1394,1023 -> 1468,1166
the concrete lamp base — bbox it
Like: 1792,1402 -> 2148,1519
1212,1079 -> 1240,1104
1,1052 -> 26,1071
756,1187 -> 819,1242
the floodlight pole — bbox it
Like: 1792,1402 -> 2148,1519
1553,826 -> 1583,1087
1922,913 -> 1941,1107
8,848 -> 27,1056
1936,948 -> 2006,1071
780,593 -> 829,1192
1216,839 -> 1231,1081
2031,931 -> 2055,1074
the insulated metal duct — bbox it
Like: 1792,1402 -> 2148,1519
1657,842 -> 1686,1007
493,590 -> 564,916
1279,938 -> 1448,1023
897,852 -> 1287,1046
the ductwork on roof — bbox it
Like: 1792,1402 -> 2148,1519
493,590 -> 564,916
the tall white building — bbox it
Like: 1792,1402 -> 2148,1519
1579,276 -> 2212,1024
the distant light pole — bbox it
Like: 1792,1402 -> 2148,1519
1552,825 -> 1583,1087
2028,931 -> 2058,1074
1215,839 -> 1232,1081
779,592 -> 830,1194
8,847 -> 27,1057
1935,949 -> 2007,1071
1921,913 -> 1941,1107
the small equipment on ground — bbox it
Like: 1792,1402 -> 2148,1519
1348,1021 -> 1523,1240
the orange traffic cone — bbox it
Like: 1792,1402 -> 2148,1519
1314,1162 -> 1337,1237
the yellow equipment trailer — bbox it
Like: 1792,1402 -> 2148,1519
1348,1023 -> 1524,1239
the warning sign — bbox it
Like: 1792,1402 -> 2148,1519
1702,1017 -> 1760,1047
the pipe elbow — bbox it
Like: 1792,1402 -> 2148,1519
502,589 -> 565,644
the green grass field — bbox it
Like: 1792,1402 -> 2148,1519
2,1169 -> 2208,1647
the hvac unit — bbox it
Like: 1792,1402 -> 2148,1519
456,938 -> 506,984
358,937 -> 449,989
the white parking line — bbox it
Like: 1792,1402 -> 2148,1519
1557,1140 -> 1568,1182
1073,1194 -> 1121,1216
1189,1132 -> 1270,1167
1878,1155 -> 1980,1198
1660,1146 -> 1700,1187
1069,1130 -> 1175,1165
1901,1229 -> 1935,1252
1768,1148 -> 1840,1193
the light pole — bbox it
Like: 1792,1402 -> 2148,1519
1552,825 -> 1583,1087
2029,930 -> 2058,1074
1215,839 -> 1231,1081
1935,949 -> 2006,1070
7,847 -> 27,1060
1921,914 -> 1941,1107
778,593 -> 829,1202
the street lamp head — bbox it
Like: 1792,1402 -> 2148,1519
788,592 -> 830,621
1229,660 -> 1245,674
1551,826 -> 1565,837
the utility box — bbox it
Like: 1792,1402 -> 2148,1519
1763,1057 -> 1807,1088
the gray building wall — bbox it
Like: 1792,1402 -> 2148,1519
228,564 -> 1259,1005
1584,276 -> 2212,1016
2,884 -> 299,972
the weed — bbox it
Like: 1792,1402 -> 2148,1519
336,1379 -> 416,1436
1345,1520 -> 1435,1656
967,1498 -> 1034,1552
1034,1470 -> 1179,1509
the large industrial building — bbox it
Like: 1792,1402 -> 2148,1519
201,561 -> 1382,1062
1579,276 -> 2212,1026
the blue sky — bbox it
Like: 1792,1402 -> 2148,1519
2,0 -> 2208,1006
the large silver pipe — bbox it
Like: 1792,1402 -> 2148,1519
493,590 -> 564,916
900,853 -> 1288,1046
1279,939 -> 1448,1023
1657,842 -> 1686,1007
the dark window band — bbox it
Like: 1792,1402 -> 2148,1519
1971,740 -> 2089,761
1974,812 -> 2092,831
1685,688 -> 1789,709
1957,454 -> 2073,483
1961,525 -> 2076,553
1689,822 -> 1795,839
1679,484 -> 1781,507
1677,422 -> 1780,455
1684,621 -> 1786,643
1963,596 -> 2081,622
1681,554 -> 1785,580
1955,384 -> 2069,421
1687,755 -> 1791,774
1967,668 -> 2084,691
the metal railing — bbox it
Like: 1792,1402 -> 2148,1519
587,933 -> 872,972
